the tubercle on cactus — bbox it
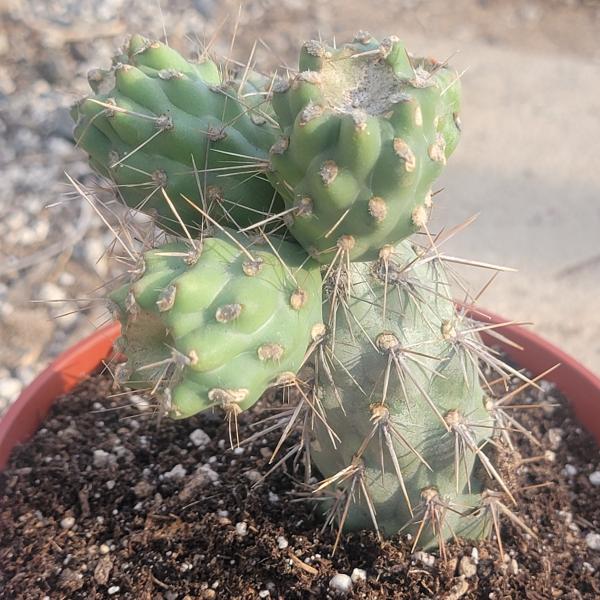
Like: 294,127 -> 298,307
70,30 -> 548,558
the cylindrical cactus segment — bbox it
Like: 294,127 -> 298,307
72,35 -> 282,235
312,241 -> 493,546
268,33 -> 462,264
110,228 -> 323,420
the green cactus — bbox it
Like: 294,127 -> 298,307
310,241 -> 502,548
69,31 -> 532,557
109,228 -> 323,421
72,35 -> 282,235
268,33 -> 462,264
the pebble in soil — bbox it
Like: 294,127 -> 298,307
0,371 -> 599,599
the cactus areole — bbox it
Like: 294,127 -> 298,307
68,31 -> 542,555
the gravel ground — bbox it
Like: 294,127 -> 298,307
1,0 -> 599,412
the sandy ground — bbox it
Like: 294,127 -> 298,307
1,0 -> 599,411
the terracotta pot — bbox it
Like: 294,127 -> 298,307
1,313 -> 599,470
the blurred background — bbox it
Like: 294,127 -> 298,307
1,0 -> 599,411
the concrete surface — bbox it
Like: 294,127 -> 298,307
431,40 -> 600,374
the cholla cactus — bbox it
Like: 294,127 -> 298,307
109,228 -> 322,423
72,35 -> 281,235
72,31 -> 539,556
268,33 -> 461,265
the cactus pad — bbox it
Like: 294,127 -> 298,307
72,35 -> 281,234
268,33 -> 462,264
110,229 -> 323,419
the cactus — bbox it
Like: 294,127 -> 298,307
72,35 -> 282,235
109,228 -> 323,424
307,241 -> 506,550
268,33 -> 461,264
68,31 -> 537,557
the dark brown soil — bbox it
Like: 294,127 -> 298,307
1,369 -> 599,599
